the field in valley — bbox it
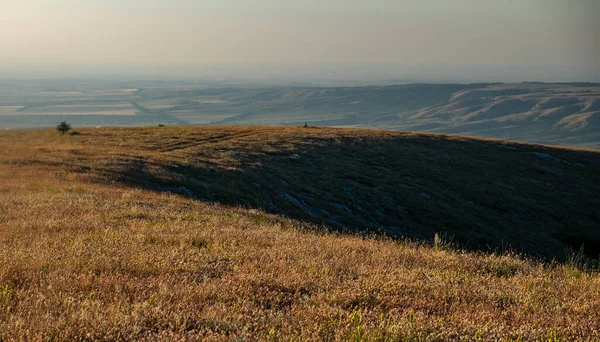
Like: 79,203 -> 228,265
1,126 -> 599,341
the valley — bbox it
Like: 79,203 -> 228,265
2,80 -> 599,148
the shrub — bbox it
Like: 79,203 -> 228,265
56,121 -> 71,135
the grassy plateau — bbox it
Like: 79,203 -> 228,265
0,126 -> 599,341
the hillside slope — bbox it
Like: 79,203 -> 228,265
1,126 -> 599,340
3,126 -> 598,260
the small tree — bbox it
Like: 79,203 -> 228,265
56,121 -> 71,135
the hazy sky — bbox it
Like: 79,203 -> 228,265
1,0 -> 599,82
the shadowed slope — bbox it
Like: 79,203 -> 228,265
2,126 -> 599,260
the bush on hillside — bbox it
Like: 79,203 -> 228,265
56,121 -> 72,135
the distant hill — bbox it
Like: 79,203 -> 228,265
383,83 -> 600,149
2,81 -> 599,149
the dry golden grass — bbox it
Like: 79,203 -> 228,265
0,126 -> 599,341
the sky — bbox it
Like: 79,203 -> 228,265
1,0 -> 599,83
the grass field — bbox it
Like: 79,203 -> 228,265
1,126 -> 599,341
